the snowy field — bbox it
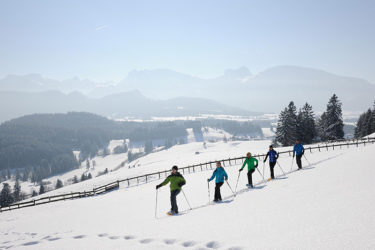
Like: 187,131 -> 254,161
0,140 -> 374,249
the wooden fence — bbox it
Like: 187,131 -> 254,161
1,137 -> 374,213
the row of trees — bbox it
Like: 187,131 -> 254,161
275,94 -> 344,146
354,102 -> 375,138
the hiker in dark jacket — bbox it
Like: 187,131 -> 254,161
293,139 -> 305,170
156,166 -> 186,215
263,145 -> 279,179
208,161 -> 228,202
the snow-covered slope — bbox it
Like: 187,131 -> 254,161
1,141 -> 374,249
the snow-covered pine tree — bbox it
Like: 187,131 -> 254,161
275,107 -> 288,146
39,182 -> 45,195
275,102 -> 298,146
31,190 -> 38,197
297,103 -> 317,144
56,179 -> 63,189
318,94 -> 344,141
354,113 -> 365,138
86,159 -> 90,170
13,179 -> 21,202
0,183 -> 14,206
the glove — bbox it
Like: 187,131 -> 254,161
156,184 -> 162,189
178,182 -> 185,187
239,168 -> 243,172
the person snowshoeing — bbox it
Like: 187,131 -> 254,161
239,152 -> 258,188
156,166 -> 186,215
263,145 -> 279,180
293,139 -> 305,170
207,161 -> 228,202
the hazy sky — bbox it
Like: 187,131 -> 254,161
0,0 -> 374,83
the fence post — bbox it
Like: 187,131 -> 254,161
127,179 -> 130,187
333,144 -> 335,150
318,145 -> 320,152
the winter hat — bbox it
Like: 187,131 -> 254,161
172,165 -> 178,171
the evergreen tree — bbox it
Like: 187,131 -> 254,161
73,175 -> 79,184
354,105 -> 375,138
15,169 -> 20,180
145,141 -> 153,154
13,179 -> 21,202
296,103 -> 317,144
0,183 -> 13,206
31,190 -> 38,197
80,173 -> 87,182
92,160 -> 96,168
223,136 -> 228,143
318,94 -> 344,141
22,168 -> 30,182
275,102 -> 298,146
87,173 -> 92,179
1,170 -> 6,182
39,182 -> 45,195
86,159 -> 90,170
55,179 -> 63,189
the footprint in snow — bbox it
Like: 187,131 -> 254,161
48,237 -> 61,241
227,247 -> 243,250
108,236 -> 120,240
22,241 -> 40,246
182,241 -> 197,247
98,233 -> 108,237
139,238 -> 153,244
163,239 -> 176,245
206,241 -> 222,249
73,235 -> 87,239
124,235 -> 136,240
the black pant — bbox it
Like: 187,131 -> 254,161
269,162 -> 276,179
170,189 -> 181,213
214,182 -> 224,201
296,155 -> 303,169
247,169 -> 255,186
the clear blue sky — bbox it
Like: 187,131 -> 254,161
0,0 -> 374,82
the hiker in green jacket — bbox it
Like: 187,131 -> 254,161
239,152 -> 259,188
156,166 -> 186,215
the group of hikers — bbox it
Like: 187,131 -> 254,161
156,139 -> 305,215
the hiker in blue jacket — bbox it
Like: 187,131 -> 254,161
293,139 -> 305,169
207,161 -> 228,202
263,145 -> 279,179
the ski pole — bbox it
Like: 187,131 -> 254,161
181,189 -> 192,210
234,171 -> 241,193
262,161 -> 265,179
303,154 -> 311,166
276,161 -> 286,176
256,167 -> 266,183
207,181 -> 211,204
155,189 -> 158,219
225,180 -> 235,197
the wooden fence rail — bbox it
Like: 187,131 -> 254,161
1,137 -> 374,213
